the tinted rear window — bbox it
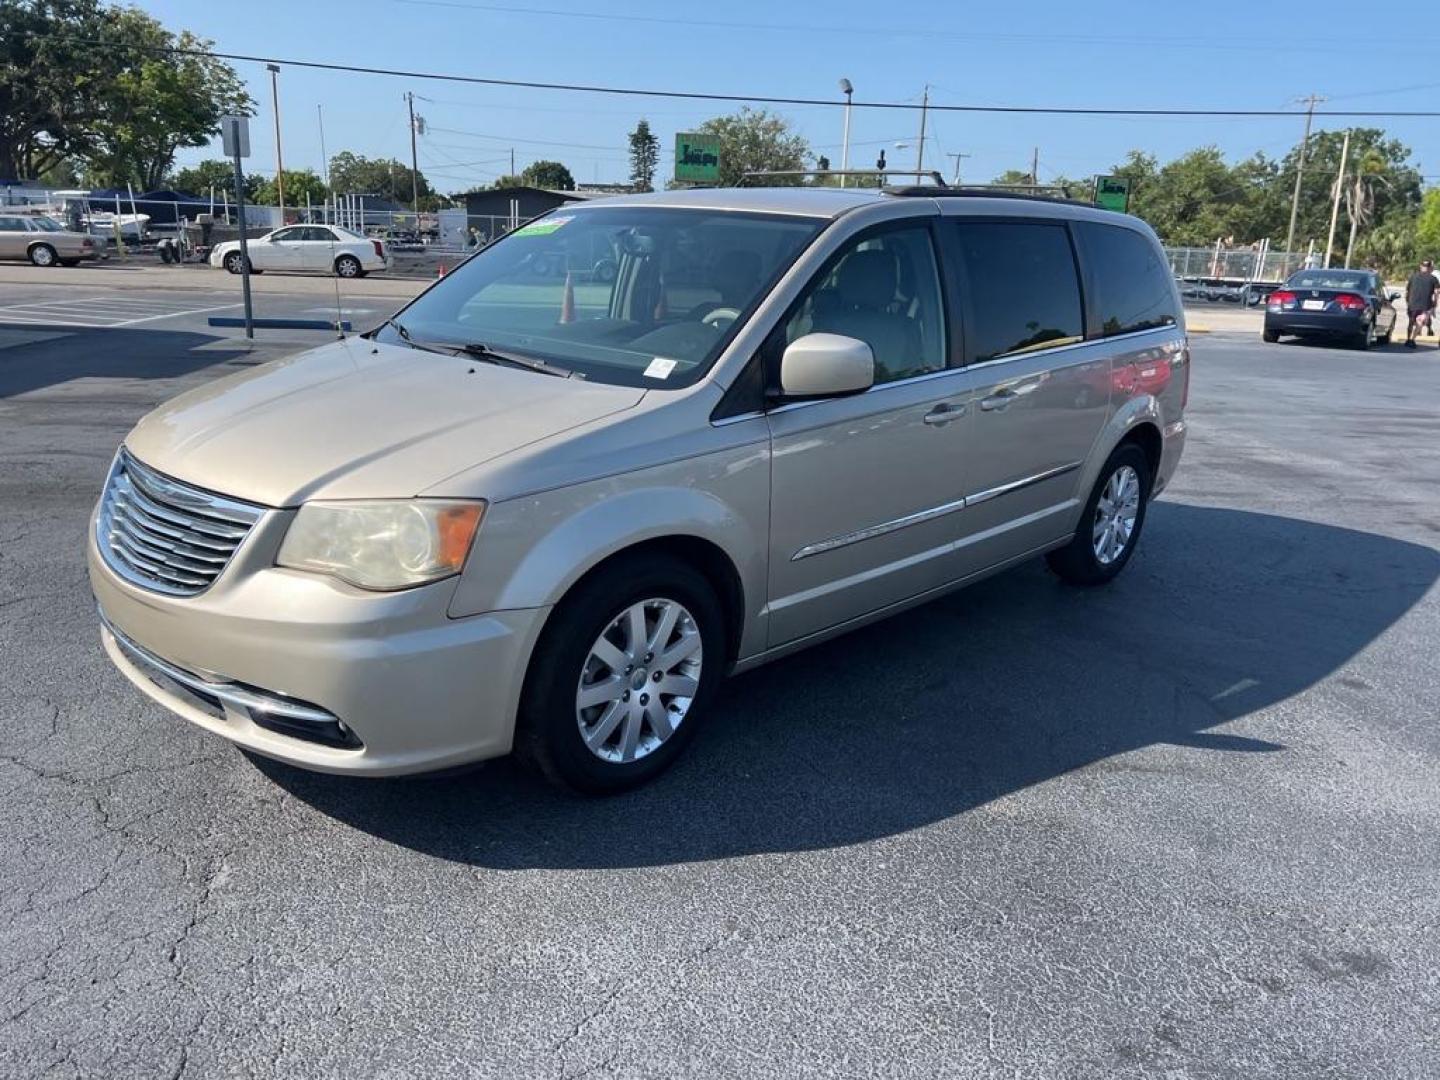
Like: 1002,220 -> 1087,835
1077,222 -> 1178,337
950,221 -> 1084,362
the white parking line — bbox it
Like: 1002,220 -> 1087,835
0,294 -> 241,328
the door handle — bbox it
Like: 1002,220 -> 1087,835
923,402 -> 967,425
980,378 -> 1043,412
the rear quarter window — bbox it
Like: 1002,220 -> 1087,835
1076,222 -> 1179,338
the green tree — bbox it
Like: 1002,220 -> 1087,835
627,119 -> 659,192
84,13 -> 251,189
254,168 -> 326,207
992,169 -> 1037,186
521,159 -> 575,190
1276,129 -> 1420,250
694,107 -> 809,186
488,174 -> 523,189
170,158 -> 261,201
328,151 -> 433,204
1414,189 -> 1440,256
1,0 -> 116,180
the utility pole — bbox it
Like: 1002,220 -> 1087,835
915,85 -> 929,175
838,78 -> 853,189
1284,93 -> 1325,269
406,91 -> 422,220
317,104 -> 329,194
947,152 -> 971,185
510,148 -> 516,179
267,64 -> 284,224
1324,128 -> 1350,269
1031,147 -> 1039,188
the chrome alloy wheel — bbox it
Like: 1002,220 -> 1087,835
575,598 -> 703,763
1092,464 -> 1141,565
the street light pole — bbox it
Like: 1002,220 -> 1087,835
1284,93 -> 1325,269
267,64 -> 285,224
947,152 -> 971,185
839,78 -> 853,189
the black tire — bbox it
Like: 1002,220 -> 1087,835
29,243 -> 58,267
334,255 -> 362,278
1262,328 -> 1279,343
1352,325 -> 1372,351
1378,326 -> 1393,345
223,251 -> 247,275
1046,443 -> 1152,587
516,554 -> 726,795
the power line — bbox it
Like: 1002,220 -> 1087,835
35,33 -> 1440,119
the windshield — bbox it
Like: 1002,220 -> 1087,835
30,217 -> 63,232
1288,270 -> 1371,290
376,207 -> 823,387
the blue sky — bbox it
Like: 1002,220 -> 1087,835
143,0 -> 1438,193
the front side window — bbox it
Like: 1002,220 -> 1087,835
29,217 -> 63,232
782,223 -> 946,385
269,227 -> 303,242
379,208 -> 823,388
1076,222 -> 1179,337
950,221 -> 1084,362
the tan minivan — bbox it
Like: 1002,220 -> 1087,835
90,187 -> 1188,793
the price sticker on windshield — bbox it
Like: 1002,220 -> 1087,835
644,357 -> 678,380
515,216 -> 573,237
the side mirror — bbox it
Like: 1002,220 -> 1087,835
780,333 -> 875,398
1386,289 -> 1402,302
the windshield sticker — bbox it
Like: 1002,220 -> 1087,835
515,216 -> 573,237
644,357 -> 678,380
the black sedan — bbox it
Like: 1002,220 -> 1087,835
1262,268 -> 1398,349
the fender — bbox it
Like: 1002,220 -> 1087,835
447,455 -> 769,651
1071,393 -> 1164,515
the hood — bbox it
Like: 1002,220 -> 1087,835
124,338 -> 645,506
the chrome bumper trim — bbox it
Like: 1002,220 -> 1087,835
97,607 -> 360,748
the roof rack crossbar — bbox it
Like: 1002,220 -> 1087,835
736,169 -> 949,188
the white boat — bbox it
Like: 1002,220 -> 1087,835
46,190 -> 149,240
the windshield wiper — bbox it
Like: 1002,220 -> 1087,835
374,316 -> 455,356
452,342 -> 576,379
376,320 -> 575,377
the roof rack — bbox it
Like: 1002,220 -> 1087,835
884,183 -> 1090,206
737,168 -> 949,188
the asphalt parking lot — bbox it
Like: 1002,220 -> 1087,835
2,275 -> 1438,1078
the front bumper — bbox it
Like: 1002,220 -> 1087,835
89,520 -> 550,776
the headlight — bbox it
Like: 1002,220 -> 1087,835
277,500 -> 485,591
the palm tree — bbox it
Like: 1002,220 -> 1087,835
1344,150 -> 1389,267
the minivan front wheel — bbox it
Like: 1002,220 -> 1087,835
1046,444 -> 1151,586
518,555 -> 725,794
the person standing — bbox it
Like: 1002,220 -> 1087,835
1404,259 -> 1439,347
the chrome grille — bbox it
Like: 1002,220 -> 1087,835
96,450 -> 265,596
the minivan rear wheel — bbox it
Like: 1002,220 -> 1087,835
1046,443 -> 1151,586
517,554 -> 725,794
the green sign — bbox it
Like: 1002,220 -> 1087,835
674,133 -> 721,184
1094,175 -> 1130,213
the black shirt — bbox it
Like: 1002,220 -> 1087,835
1406,271 -> 1437,310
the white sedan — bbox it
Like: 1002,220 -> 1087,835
210,225 -> 387,278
